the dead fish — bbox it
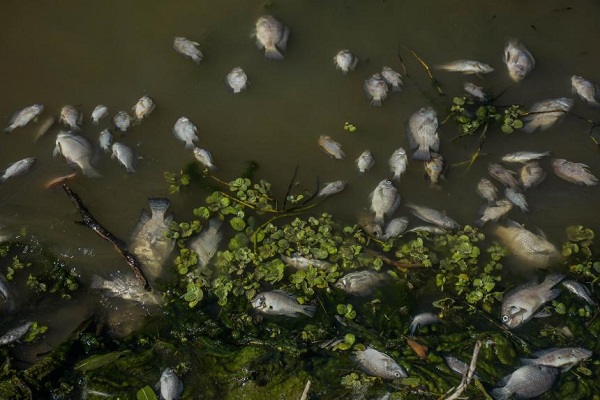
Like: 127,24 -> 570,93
388,147 -> 408,182
358,212 -> 383,238
436,59 -> 494,75
0,158 -> 36,182
113,111 -> 131,133
0,274 -> 15,314
318,135 -> 345,159
491,365 -> 559,400
562,280 -> 597,307
193,147 -> 216,171
333,50 -> 358,75
352,347 -> 407,380
188,219 -> 222,267
406,225 -> 447,235
505,187 -> 528,212
173,117 -> 199,149
492,221 -> 560,269
356,150 -> 375,173
381,66 -> 403,91
317,180 -> 347,198
552,158 -> 598,186
424,152 -> 445,187
409,312 -> 440,335
91,273 -> 163,305
98,128 -> 113,152
370,179 -> 400,225
129,198 -> 175,280
476,178 -> 498,203
464,82 -> 487,102
380,217 -> 409,240
34,116 -> 56,142
405,107 -> 439,161
501,273 -> 565,329
444,356 -> 480,379
44,172 -> 77,189
0,321 -> 33,345
132,95 -> 155,122
405,203 -> 461,230
111,142 -> 136,173
475,199 -> 513,227
59,105 -> 83,131
522,97 -> 573,133
91,105 -> 109,124
254,15 -> 289,60
53,131 -> 100,177
501,151 -> 551,164
364,73 -> 388,106
488,163 -> 519,188
521,347 -> 592,371
225,67 -> 248,93
571,75 -> 600,107
335,270 -> 386,296
281,253 -> 331,270
4,104 -> 44,133
504,39 -> 535,82
157,368 -> 183,400
251,290 -> 316,317
173,37 -> 203,64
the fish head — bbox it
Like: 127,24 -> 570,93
334,277 -> 350,290
501,305 -> 526,328
251,294 -> 268,311
570,348 -> 593,361
379,179 -> 393,189
508,65 -> 528,82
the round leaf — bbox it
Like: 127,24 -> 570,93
230,217 -> 246,231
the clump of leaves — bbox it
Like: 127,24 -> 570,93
563,225 -> 599,281
26,260 -> 79,299
343,122 -> 357,132
164,170 -> 191,194
450,96 -> 526,137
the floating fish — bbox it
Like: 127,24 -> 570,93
254,15 -> 289,60
173,37 -> 203,64
91,105 -> 109,124
491,365 -> 558,400
0,158 -> 36,182
352,347 -> 407,380
225,67 -> 248,94
193,147 -> 216,171
335,270 -> 386,296
333,50 -> 358,75
111,142 -> 136,173
4,104 -> 44,133
173,117 -> 199,149
251,290 -> 316,317
405,107 -> 439,161
552,158 -> 598,186
364,74 -> 388,106
370,180 -> 400,225
504,39 -> 535,82
492,221 -> 560,269
381,66 -> 403,91
436,59 -> 494,75
188,219 -> 222,268
317,180 -> 347,198
318,135 -> 345,159
53,132 -> 100,177
356,150 -> 375,173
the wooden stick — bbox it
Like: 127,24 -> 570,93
300,380 -> 311,400
444,340 -> 482,400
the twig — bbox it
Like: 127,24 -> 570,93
443,340 -> 482,400
282,166 -> 299,210
300,379 -> 311,400
402,46 -> 444,96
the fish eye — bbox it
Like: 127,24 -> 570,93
502,315 -> 509,322
394,372 -> 402,378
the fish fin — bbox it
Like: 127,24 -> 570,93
411,147 -> 431,161
148,198 -> 170,216
544,273 -> 566,289
533,308 -> 553,318
373,215 -> 384,226
184,141 -> 195,150
208,218 -> 223,231
126,166 -> 136,174
520,357 -> 536,365
430,141 -> 440,152
490,387 -> 510,400
277,26 -> 289,50
473,218 -> 485,228
264,46 -> 284,60
82,166 -> 101,178
370,98 -> 382,107
3,126 -> 13,133
52,145 -> 61,157
300,304 -> 317,317
350,57 -> 359,71
130,209 -> 152,241
90,275 -> 105,289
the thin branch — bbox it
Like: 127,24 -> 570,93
402,46 -> 444,96
443,340 -> 482,400
300,379 -> 311,400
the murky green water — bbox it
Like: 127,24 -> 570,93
1,0 -> 600,398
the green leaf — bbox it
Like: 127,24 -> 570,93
75,350 -> 131,371
230,217 -> 246,231
512,119 -> 523,129
344,333 -> 356,346
501,125 -> 514,134
136,386 -> 159,400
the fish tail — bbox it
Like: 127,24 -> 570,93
3,126 -> 13,133
90,274 -> 105,289
370,98 -> 382,107
490,388 -> 510,400
148,198 -> 170,215
544,273 -> 566,288
473,218 -> 485,228
126,166 -> 136,174
264,46 -> 284,60
184,141 -> 195,150
391,84 -> 402,92
519,358 -> 536,365
373,214 -> 384,226
301,304 -> 317,317
412,147 -> 431,161
82,166 -> 102,178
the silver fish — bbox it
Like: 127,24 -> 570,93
369,179 -> 400,225
193,147 -> 216,171
225,67 -> 248,94
53,131 -> 100,177
409,312 -> 440,335
406,225 -> 447,235
444,356 -> 480,380
158,368 -> 183,400
281,253 -> 331,270
388,147 -> 408,182
59,105 -> 82,131
0,274 -> 15,313
562,280 -> 597,307
334,270 -> 385,296
405,203 -> 461,230
492,221 -> 560,269
113,111 -> 131,133
0,158 -> 36,182
333,50 -> 358,75
492,365 -> 558,400
251,290 -> 316,317
504,39 -> 535,82
464,82 -> 487,102
91,274 -> 163,306
522,97 -> 573,133
476,178 -> 498,203
254,15 -> 289,60
381,66 -> 403,91
4,104 -> 44,133
318,135 -> 345,159
188,219 -> 222,267
501,151 -> 551,164
380,217 -> 409,240
353,347 -> 407,380
111,142 -> 135,173
364,73 -> 388,106
98,128 -> 113,152
552,158 -> 598,186
501,273 -> 565,329
571,75 -> 600,107
488,163 -> 519,188
91,105 -> 109,124
405,107 -> 439,161
173,117 -> 199,150
436,60 -> 494,75
173,37 -> 203,64
505,187 -> 528,212
522,347 -> 592,371
475,199 -> 512,227
0,321 -> 33,345
356,150 -> 375,173
424,152 -> 445,186
129,198 -> 175,280
132,96 -> 154,122
317,180 -> 346,198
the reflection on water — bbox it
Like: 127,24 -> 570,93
0,0 -> 600,396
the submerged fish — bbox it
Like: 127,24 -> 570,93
501,150 -> 551,164
501,273 -> 565,329
281,253 -> 331,270
111,142 -> 136,173
475,199 -> 512,227
59,105 -> 82,131
98,128 -> 113,152
488,163 -> 519,188
318,135 -> 345,159
225,67 -> 248,93
381,66 -> 403,91
562,280 -> 597,307
405,107 -> 439,161
173,37 -> 203,64
552,158 -> 598,186
380,217 -> 409,240
409,312 -> 440,335
406,225 -> 447,235
333,50 -> 358,75
370,179 -> 400,225
335,270 -> 386,296
522,97 -> 573,133
476,178 -> 498,203
113,111 -> 131,133
504,39 -> 535,82
444,356 -> 480,380
129,198 -> 175,280
522,347 -> 592,371
492,221 -> 560,269
251,290 -> 316,317
0,321 -> 33,345
424,152 -> 445,186
464,82 -> 487,102
157,368 -> 183,400
0,158 -> 36,182
356,150 -> 375,173
491,365 -> 558,400
173,117 -> 199,150
254,15 -> 289,60
91,274 -> 163,305
132,95 -> 155,122
519,162 -> 545,190
4,104 -> 44,133
91,105 -> 109,124
504,187 -> 528,212
406,203 -> 461,230
193,147 -> 216,171
388,147 -> 408,182
571,75 -> 600,106
53,131 -> 100,177
0,274 -> 15,313
317,180 -> 347,198
436,59 -> 494,75
188,219 -> 222,267
364,73 -> 388,106
353,347 -> 407,380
